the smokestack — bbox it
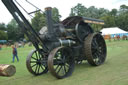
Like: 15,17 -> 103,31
45,7 -> 54,34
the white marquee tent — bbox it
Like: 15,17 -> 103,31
100,27 -> 128,35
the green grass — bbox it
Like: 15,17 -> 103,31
0,40 -> 128,85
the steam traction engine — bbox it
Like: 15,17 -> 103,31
2,0 -> 107,79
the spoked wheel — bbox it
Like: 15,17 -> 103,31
84,33 -> 107,66
26,50 -> 48,75
48,47 -> 75,79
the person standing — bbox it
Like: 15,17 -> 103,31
0,45 -> 2,50
12,45 -> 19,63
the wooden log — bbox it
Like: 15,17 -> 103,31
0,64 -> 16,77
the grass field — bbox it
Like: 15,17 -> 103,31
0,40 -> 128,85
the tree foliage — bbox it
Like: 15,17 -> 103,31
31,12 -> 46,32
116,13 -> 128,31
101,16 -> 116,28
0,23 -> 6,31
52,7 -> 61,23
0,30 -> 8,40
70,3 -> 128,31
7,19 -> 24,41
70,3 -> 87,16
110,9 -> 118,17
31,7 -> 61,32
70,3 -> 109,19
120,4 -> 128,12
0,23 -> 8,40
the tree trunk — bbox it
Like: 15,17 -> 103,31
0,64 -> 16,77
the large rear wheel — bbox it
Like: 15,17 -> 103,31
84,33 -> 107,66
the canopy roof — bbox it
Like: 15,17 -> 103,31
100,27 -> 128,35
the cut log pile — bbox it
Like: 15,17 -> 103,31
0,64 -> 16,77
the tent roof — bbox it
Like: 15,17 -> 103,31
100,27 -> 128,35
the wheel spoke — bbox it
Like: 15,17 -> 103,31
31,56 -> 37,60
57,65 -> 62,74
63,65 -> 67,73
31,63 -> 37,68
65,63 -> 69,68
30,61 -> 37,63
35,64 -> 38,73
35,51 -> 39,60
37,65 -> 41,74
40,65 -> 44,70
38,52 -> 41,59
54,59 -> 62,65
93,38 -> 97,45
55,65 -> 60,71
94,53 -> 98,63
62,66 -> 65,75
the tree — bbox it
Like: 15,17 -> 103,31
85,6 -> 99,18
0,30 -> 8,40
98,8 -> 109,18
91,24 -> 103,32
7,19 -> 24,41
110,9 -> 118,17
31,12 -> 46,32
70,3 -> 87,16
100,15 -> 116,28
31,7 -> 61,32
52,7 -> 61,23
70,3 -> 110,19
0,23 -> 6,31
120,4 -> 128,12
116,13 -> 128,31
70,8 -> 76,16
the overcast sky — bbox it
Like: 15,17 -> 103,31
0,0 -> 128,24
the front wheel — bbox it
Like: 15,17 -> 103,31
26,50 -> 48,75
48,46 -> 75,79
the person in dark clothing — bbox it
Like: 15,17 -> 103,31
0,44 -> 2,50
12,45 -> 19,63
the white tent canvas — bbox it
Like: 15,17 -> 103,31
100,27 -> 128,35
